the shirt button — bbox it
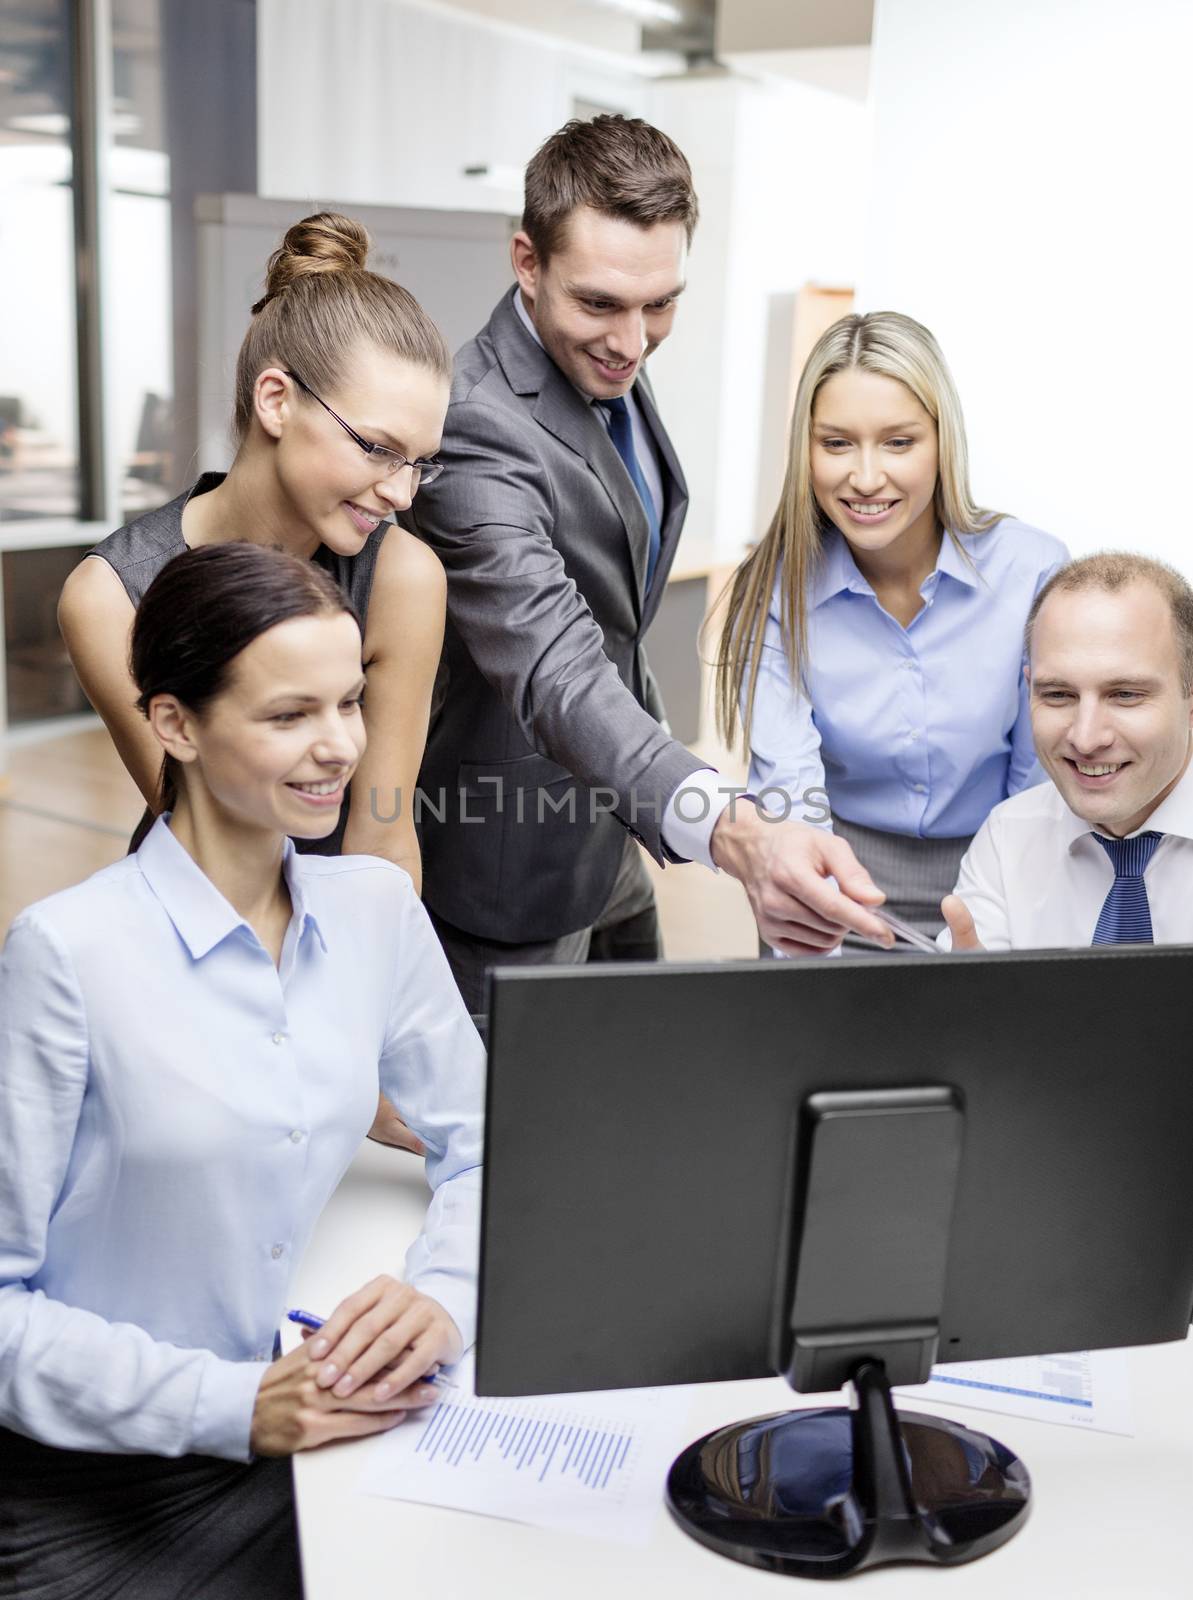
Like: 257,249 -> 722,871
289,1129 -> 304,1144
271,1244 -> 284,1260
912,783 -> 927,794
906,730 -> 920,742
272,1032 -> 286,1046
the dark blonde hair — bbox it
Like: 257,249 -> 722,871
713,311 -> 1002,752
233,211 -> 450,441
1026,551 -> 1193,693
522,115 -> 698,263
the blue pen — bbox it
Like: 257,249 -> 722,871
285,1309 -> 455,1388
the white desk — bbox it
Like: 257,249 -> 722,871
290,1143 -> 1193,1600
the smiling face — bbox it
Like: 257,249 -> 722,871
1029,582 -> 1193,836
267,342 -> 449,558
810,369 -> 940,562
512,206 -> 687,400
164,610 -> 368,840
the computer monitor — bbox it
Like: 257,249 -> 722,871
475,947 -> 1193,1580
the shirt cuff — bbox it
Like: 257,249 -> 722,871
661,769 -> 744,872
408,1272 -> 478,1355
190,1356 -> 269,1462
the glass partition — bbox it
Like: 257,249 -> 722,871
0,0 -> 79,522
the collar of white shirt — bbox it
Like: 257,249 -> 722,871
136,815 -> 327,960
812,526 -> 980,608
1055,749 -> 1193,857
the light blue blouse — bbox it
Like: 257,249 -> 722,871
746,519 -> 1070,839
0,818 -> 484,1462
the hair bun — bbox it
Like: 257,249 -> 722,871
253,212 -> 371,313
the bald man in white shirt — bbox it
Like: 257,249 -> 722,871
941,551 -> 1193,951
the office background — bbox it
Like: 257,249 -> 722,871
2,0 -> 1190,939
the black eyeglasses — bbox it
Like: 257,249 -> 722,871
284,369 -> 445,486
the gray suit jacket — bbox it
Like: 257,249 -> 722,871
404,287 -> 705,943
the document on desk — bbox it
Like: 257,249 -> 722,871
357,1352 -> 696,1544
896,1348 -> 1134,1437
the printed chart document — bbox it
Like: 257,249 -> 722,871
896,1348 -> 1134,1437
358,1352 -> 696,1545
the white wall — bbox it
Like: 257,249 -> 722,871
648,74 -> 866,558
861,0 -> 1193,571
258,0 -> 649,216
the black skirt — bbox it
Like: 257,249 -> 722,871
0,1428 -> 302,1600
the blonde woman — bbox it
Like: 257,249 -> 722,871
716,312 -> 1068,943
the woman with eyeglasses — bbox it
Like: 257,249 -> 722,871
59,211 -> 449,1147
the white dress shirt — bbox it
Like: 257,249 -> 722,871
939,756 -> 1193,950
0,818 -> 484,1461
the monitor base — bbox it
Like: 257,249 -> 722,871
666,1359 -> 1030,1579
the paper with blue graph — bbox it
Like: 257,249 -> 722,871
357,1351 -> 696,1543
897,1348 -> 1134,1436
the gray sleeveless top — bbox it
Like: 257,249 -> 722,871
91,472 -> 386,857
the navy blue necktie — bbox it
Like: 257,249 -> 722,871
597,396 -> 661,593
1090,831 -> 1164,945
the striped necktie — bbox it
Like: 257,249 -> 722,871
1090,831 -> 1164,945
597,396 -> 661,592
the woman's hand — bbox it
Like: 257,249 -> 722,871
367,1092 -> 425,1154
249,1340 -> 440,1457
307,1275 -> 463,1405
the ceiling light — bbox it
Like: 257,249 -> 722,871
583,0 -> 684,25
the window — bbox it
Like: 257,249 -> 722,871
0,0 -> 79,523
110,0 -> 172,517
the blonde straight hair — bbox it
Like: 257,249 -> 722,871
713,311 -> 1003,752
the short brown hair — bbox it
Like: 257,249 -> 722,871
234,211 -> 450,441
1025,551 -> 1193,693
522,115 -> 699,263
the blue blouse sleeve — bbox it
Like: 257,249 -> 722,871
745,600 -> 830,828
1007,536 -> 1071,797
0,912 -> 264,1459
378,886 -> 485,1349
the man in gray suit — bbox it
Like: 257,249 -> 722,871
406,115 -> 890,1010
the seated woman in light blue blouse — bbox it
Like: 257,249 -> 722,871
0,543 -> 484,1599
715,311 -> 1068,945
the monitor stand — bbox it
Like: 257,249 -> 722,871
666,1356 -> 1030,1578
668,1086 -> 1031,1577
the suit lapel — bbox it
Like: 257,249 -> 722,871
636,379 -> 686,507
634,374 -> 688,630
531,363 -> 652,614
488,289 -> 673,620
